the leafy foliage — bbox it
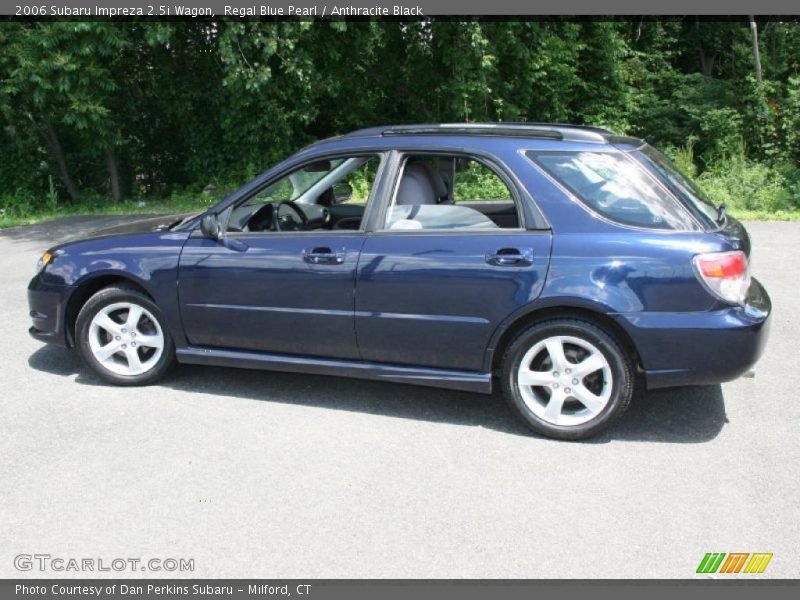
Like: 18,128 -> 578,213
454,160 -> 511,201
0,19 -> 798,217
699,156 -> 800,213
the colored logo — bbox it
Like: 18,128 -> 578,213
697,552 -> 773,574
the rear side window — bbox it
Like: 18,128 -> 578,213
453,158 -> 512,202
527,150 -> 699,231
382,154 -> 522,231
633,146 -> 720,229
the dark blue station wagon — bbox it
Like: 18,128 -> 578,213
28,124 -> 771,439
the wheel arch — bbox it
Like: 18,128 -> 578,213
64,273 -> 154,347
486,300 -> 643,374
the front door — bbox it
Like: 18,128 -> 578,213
178,232 -> 364,359
178,154 -> 383,359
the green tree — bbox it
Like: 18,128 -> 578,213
1,19 -> 799,209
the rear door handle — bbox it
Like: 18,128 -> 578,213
303,247 -> 346,265
485,247 -> 534,267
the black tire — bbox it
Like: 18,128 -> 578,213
75,284 -> 176,386
500,318 -> 634,440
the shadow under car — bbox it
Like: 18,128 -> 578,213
28,345 -> 728,444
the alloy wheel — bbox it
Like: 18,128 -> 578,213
88,302 -> 165,376
516,335 -> 613,426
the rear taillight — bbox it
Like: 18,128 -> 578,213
693,250 -> 750,305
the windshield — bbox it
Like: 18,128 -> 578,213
633,146 -> 720,228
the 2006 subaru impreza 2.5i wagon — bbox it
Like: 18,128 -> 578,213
28,123 -> 771,439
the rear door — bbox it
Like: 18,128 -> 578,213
354,152 -> 552,372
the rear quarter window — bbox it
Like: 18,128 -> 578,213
527,150 -> 699,231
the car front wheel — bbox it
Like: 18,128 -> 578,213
75,285 -> 176,385
500,318 -> 634,440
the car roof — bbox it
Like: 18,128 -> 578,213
345,123 -> 623,143
302,123 -> 644,154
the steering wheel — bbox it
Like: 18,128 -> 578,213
273,201 -> 309,231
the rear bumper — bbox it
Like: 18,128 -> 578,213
616,277 -> 771,389
28,275 -> 73,348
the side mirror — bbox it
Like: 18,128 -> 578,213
200,213 -> 222,240
332,182 -> 353,204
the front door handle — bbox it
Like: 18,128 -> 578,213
303,247 -> 346,265
486,247 -> 534,267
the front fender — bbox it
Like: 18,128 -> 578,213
44,231 -> 190,347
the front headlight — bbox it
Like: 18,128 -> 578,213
36,251 -> 54,273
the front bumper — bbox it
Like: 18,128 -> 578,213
28,274 -> 74,348
616,277 -> 771,389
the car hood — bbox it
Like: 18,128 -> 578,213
49,212 -> 199,252
86,213 -> 197,238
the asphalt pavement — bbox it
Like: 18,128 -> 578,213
1,217 -> 798,578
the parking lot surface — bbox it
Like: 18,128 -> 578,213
1,217 -> 798,578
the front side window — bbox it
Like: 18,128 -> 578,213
226,155 -> 380,233
335,157 -> 380,205
528,150 -> 699,231
255,158 -> 347,204
383,155 -> 521,231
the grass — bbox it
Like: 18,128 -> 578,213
0,194 -> 215,229
727,208 -> 800,221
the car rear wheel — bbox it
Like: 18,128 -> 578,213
75,285 -> 176,385
500,318 -> 634,440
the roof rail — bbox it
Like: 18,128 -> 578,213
376,123 -> 612,143
500,122 -> 616,135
